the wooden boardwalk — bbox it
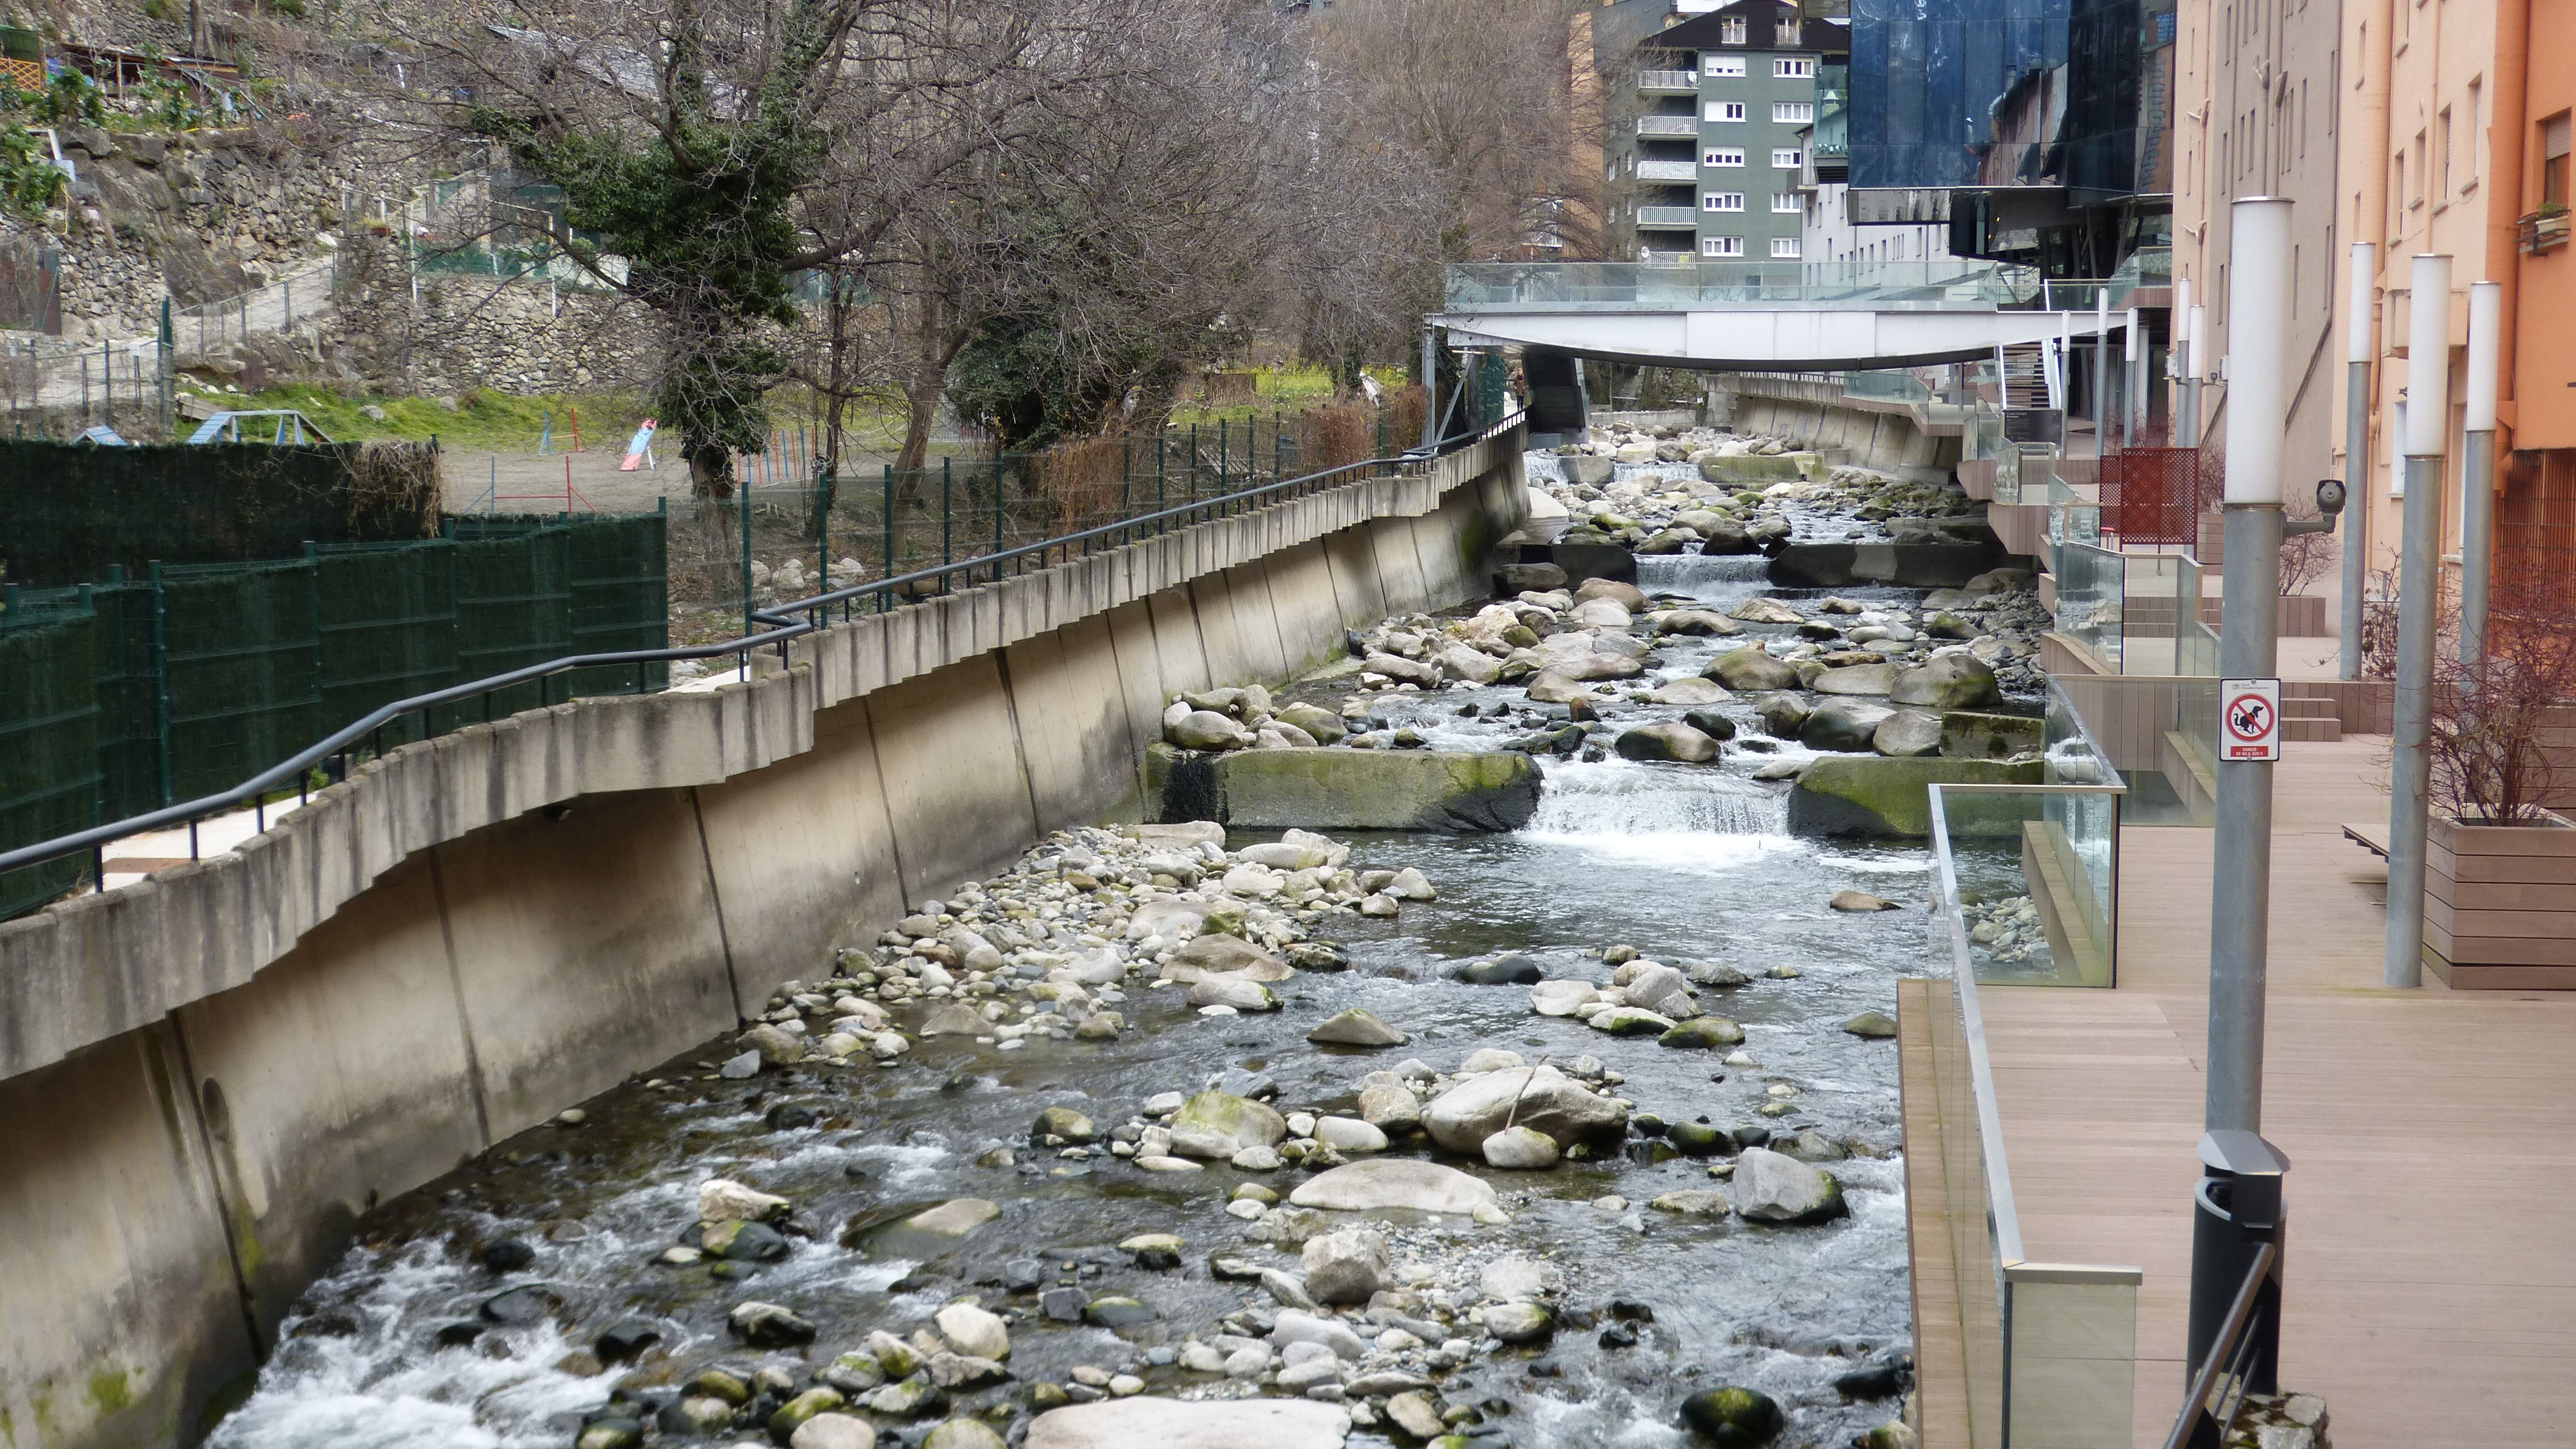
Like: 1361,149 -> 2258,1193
1977,738 -> 2576,1446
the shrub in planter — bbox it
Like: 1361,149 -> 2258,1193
2421,594 -> 2576,985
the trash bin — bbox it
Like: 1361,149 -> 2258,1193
2186,1129 -> 2288,1392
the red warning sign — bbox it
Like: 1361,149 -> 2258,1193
2222,678 -> 2281,761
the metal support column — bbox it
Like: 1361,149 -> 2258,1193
2182,302 -> 2205,451
1419,325 -> 1438,449
2094,290 -> 2112,457
2341,243 -> 2377,680
2460,280 -> 2502,666
2385,253 -> 2454,989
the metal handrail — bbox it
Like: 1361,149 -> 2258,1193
0,411 -> 1521,895
2161,1241 -> 2279,1449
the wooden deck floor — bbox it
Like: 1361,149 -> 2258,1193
1978,738 -> 2576,1447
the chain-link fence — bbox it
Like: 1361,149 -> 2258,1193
0,514 -> 668,917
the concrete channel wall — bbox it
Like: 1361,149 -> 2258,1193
1711,386 -> 1961,476
0,422 -> 1527,1449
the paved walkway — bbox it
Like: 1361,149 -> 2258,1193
1980,737 -> 2576,1447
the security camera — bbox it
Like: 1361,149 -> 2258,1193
2285,480 -> 2344,537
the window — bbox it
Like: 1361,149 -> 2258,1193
1773,102 -> 1813,124
2437,107 -> 2452,202
1702,236 -> 1744,257
1719,16 -> 1746,44
1708,101 -> 1747,123
1770,192 -> 1801,212
1775,58 -> 1815,79
1703,191 -> 1744,211
2466,78 -> 2483,187
1704,54 -> 1745,78
2545,113 -> 2572,211
1772,148 -> 1804,169
1775,18 -> 1801,44
1706,147 -> 1745,168
1770,236 -> 1801,258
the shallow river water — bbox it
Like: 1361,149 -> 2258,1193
210,495 -> 2004,1449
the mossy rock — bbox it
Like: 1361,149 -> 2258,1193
1204,748 -> 1541,831
1938,710 -> 2042,760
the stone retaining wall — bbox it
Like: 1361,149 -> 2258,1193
0,422 -> 1526,1449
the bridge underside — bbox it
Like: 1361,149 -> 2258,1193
1434,308 -> 2123,373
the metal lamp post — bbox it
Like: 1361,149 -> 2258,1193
2384,253 -> 2454,989
2460,281 -> 2502,666
2341,243 -> 2376,680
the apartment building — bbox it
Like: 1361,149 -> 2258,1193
1595,0 -> 1843,262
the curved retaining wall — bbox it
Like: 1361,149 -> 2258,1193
0,425 -> 1525,1449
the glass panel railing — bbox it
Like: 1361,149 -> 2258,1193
1442,260 -> 2041,311
2053,540 -> 2123,671
1934,784 -> 2122,988
1923,783 -> 2141,1449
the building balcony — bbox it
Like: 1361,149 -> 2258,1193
2520,210 -> 2570,254
1636,159 -> 1699,182
1637,69 -> 1698,93
1636,116 -> 1698,139
1635,206 -> 1699,230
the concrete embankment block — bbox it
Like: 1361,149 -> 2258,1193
1786,756 -> 2044,837
1146,744 -> 1541,831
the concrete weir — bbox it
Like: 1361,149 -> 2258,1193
0,423 -> 1526,1449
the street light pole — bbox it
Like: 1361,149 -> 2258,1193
2204,196 -> 2294,1137
2184,301 -> 2206,450
2460,280 -> 2502,666
2341,243 -> 2376,680
2384,253 -> 2454,989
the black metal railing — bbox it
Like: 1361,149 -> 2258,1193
2163,1240 -> 2283,1449
0,412 -> 1521,913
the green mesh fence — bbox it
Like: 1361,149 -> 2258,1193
159,560 -> 324,807
0,514 -> 670,920
0,440 -> 442,588
0,602 -> 104,917
315,541 -> 460,751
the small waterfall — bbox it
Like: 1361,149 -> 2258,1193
1637,553 -> 1774,593
1521,759 -> 1798,874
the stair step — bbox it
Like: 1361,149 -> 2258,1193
2281,698 -> 2339,718
2285,718 -> 2342,742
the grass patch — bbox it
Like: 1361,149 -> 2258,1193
217,385 -> 651,452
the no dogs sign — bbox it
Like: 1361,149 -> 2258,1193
2222,678 -> 2282,761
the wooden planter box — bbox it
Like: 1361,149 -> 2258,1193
2425,810 -> 2576,988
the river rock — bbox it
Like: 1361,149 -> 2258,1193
1654,609 -> 1741,637
1276,703 -> 1348,745
740,1023 -> 806,1067
702,1219 -> 787,1261
1570,598 -> 1633,629
1680,1386 -> 1784,1446
1938,709 -> 2041,759
1668,1121 -> 1736,1156
1480,1301 -> 1554,1342
1830,891 -> 1900,912
1891,654 -> 2000,710
1170,1091 -> 1287,1159
1186,975 -> 1280,1011
1751,692 -> 1812,737
1314,1117 -> 1389,1152
1083,1296 -> 1161,1328
729,1300 -> 817,1347
1559,651 -> 1646,681
1646,677 -> 1734,707
1659,1016 -> 1746,1049
1301,1228 -> 1389,1304
934,1303 -> 1010,1360
1727,597 -> 1805,625
789,1414 -> 877,1449
1385,1391 -> 1446,1439
1308,1008 -> 1408,1046
1650,1190 -> 1732,1216
1530,979 -> 1598,1016
1437,643 -> 1503,684
922,1421 -> 1006,1449
1589,1006 -> 1677,1036
1615,962 -> 1696,1016
1460,954 -> 1545,984
1707,647 -> 1798,692
919,1005 -> 988,1036
1170,933 -> 1294,981
1685,959 -> 1751,987
898,1199 -> 1001,1238
1812,664 -> 1896,696
1290,1159 -> 1499,1215
699,1178 -> 790,1224
1033,1107 -> 1098,1144
1027,1398 -> 1353,1449
1843,1010 -> 1900,1038
1423,1066 -> 1628,1152
1170,710 -> 1249,750
1481,1125 -> 1560,1169
1729,1147 -> 1849,1223
1800,699 -> 1894,752
1871,708 -> 1944,757
1616,722 -> 1721,763
1273,1309 -> 1371,1358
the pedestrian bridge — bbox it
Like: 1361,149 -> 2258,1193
1434,262 -> 2143,371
